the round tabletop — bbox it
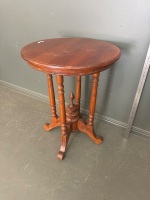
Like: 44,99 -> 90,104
21,38 -> 121,76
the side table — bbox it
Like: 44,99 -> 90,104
21,38 -> 121,160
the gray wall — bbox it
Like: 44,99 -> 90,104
0,0 -> 150,132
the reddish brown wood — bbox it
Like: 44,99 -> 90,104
77,72 -> 103,144
66,92 -> 80,123
21,38 -> 121,160
76,76 -> 81,106
88,72 -> 100,126
44,74 -> 61,131
77,119 -> 103,144
21,38 -> 121,76
47,74 -> 57,118
44,117 -> 61,131
56,75 -> 69,160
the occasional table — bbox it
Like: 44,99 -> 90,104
21,38 -> 121,160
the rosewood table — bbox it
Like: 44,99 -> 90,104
21,38 -> 121,160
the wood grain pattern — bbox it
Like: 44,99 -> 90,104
21,38 -> 121,75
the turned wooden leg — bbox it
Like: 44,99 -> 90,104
78,72 -> 103,144
44,74 -> 61,131
76,76 -> 81,107
56,75 -> 70,160
88,72 -> 99,126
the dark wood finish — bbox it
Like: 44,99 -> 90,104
21,38 -> 121,160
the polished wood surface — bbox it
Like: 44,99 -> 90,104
21,38 -> 121,160
21,38 -> 121,75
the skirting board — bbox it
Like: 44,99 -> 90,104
1,80 -> 150,138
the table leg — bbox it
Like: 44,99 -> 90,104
56,75 -> 70,160
88,72 -> 99,126
44,74 -> 61,131
78,72 -> 103,144
76,76 -> 81,106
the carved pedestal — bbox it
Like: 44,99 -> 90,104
44,73 -> 103,160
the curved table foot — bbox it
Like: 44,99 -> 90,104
57,124 -> 72,160
44,117 -> 61,131
57,151 -> 65,160
77,119 -> 103,144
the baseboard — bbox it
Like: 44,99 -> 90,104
0,80 -> 50,102
1,80 -> 150,138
